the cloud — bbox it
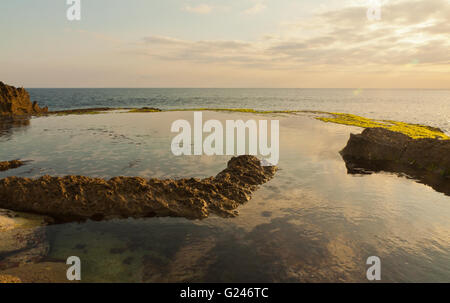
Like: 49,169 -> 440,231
183,4 -> 213,14
137,0 -> 450,71
243,2 -> 267,15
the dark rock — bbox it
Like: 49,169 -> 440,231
0,160 -> 24,172
0,82 -> 48,116
0,155 -> 277,222
341,128 -> 450,195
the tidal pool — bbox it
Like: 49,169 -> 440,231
0,111 -> 449,282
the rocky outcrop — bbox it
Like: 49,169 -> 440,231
0,160 -> 24,172
341,128 -> 450,195
0,156 -> 277,222
0,82 -> 48,116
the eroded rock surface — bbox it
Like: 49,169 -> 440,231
0,156 -> 277,222
341,128 -> 450,195
0,160 -> 24,172
0,82 -> 48,116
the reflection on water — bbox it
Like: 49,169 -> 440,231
1,112 -> 449,282
342,157 -> 450,197
0,116 -> 30,141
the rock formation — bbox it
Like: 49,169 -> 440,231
0,155 -> 277,222
0,160 -> 24,172
0,82 -> 48,116
341,128 -> 450,195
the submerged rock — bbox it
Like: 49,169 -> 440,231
0,155 -> 277,222
0,209 -> 52,270
0,262 -> 73,283
0,82 -> 48,116
0,160 -> 24,172
341,128 -> 450,195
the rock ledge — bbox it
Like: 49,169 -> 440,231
341,128 -> 450,195
0,156 -> 277,222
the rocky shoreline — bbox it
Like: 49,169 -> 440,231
0,82 -> 47,116
0,155 -> 276,282
1,81 -> 449,283
341,128 -> 450,195
0,156 -> 277,222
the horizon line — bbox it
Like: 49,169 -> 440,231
24,87 -> 450,90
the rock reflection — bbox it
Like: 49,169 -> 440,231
342,158 -> 450,197
0,116 -> 30,140
45,214 -> 368,283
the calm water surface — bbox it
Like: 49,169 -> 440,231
28,88 -> 450,134
0,111 -> 449,282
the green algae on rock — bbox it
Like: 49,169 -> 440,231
121,107 -> 448,140
128,107 -> 162,113
341,127 -> 450,195
316,112 -> 449,140
48,107 -> 116,116
37,105 -> 449,141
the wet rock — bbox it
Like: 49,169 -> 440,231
0,160 -> 24,172
341,128 -> 450,195
0,155 -> 277,222
0,209 -> 52,270
0,82 -> 48,116
0,262 -> 74,283
0,274 -> 22,283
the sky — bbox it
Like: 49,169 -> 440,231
0,0 -> 449,88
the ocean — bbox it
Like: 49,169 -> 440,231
1,90 -> 449,282
28,88 -> 450,134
